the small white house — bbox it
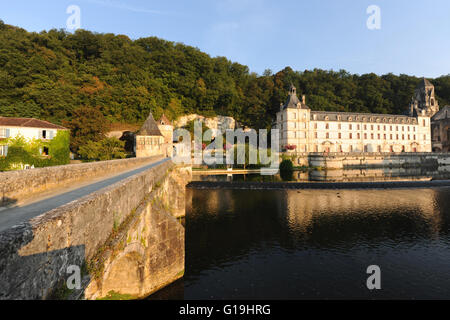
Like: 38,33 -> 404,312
0,117 -> 68,156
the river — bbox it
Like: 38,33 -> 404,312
150,169 -> 450,300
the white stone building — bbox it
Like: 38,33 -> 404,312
0,117 -> 67,157
274,85 -> 432,153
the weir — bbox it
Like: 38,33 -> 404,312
0,158 -> 191,300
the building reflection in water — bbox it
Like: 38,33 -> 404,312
279,189 -> 443,239
192,166 -> 450,183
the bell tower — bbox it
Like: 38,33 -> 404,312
410,78 -> 439,117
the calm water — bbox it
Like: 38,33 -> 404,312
150,184 -> 450,300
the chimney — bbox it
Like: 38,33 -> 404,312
302,95 -> 306,105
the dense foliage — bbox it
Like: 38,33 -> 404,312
1,21 -> 450,131
0,130 -> 70,171
62,106 -> 109,153
78,137 -> 126,161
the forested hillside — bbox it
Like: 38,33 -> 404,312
1,20 -> 450,130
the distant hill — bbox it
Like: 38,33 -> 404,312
0,20 -> 450,130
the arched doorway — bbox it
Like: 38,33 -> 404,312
322,141 -> 334,153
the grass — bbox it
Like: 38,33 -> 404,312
97,291 -> 136,300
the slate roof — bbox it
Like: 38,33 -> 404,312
283,85 -> 310,110
158,114 -> 172,126
432,106 -> 450,121
310,111 -> 418,124
418,77 -> 434,88
137,113 -> 163,136
0,117 -> 67,129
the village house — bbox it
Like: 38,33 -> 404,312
0,117 -> 68,158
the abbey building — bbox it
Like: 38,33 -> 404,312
274,80 -> 434,153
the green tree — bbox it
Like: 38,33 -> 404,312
62,106 -> 109,154
78,137 -> 126,161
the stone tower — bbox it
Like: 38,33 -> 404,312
157,114 -> 174,157
410,78 -> 439,117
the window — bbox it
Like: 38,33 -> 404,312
0,128 -> 10,138
364,133 -> 367,139
326,133 -> 329,139
371,133 -> 374,139
384,134 -> 386,140
326,123 -> 329,129
364,124 -> 367,130
314,123 -> 318,129
357,124 -> 360,130
314,132 -> 318,139
349,133 -> 353,139
0,145 -> 8,156
357,133 -> 360,139
378,134 -> 381,139
40,147 -> 49,156
338,133 -> 342,139
338,124 -> 341,130
349,124 -> 353,130
41,130 -> 47,139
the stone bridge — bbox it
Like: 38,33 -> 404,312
0,156 -> 191,300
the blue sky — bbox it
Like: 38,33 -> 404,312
1,0 -> 449,77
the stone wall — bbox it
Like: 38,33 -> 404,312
0,160 -> 191,300
174,114 -> 236,133
304,152 -> 450,169
0,156 -> 163,207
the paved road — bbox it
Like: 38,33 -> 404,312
0,158 -> 169,233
